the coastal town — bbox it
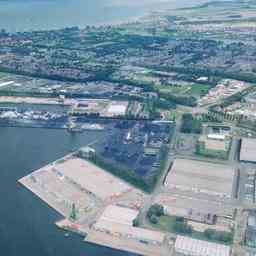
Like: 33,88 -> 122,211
1,0 -> 256,256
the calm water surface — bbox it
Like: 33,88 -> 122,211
0,127 -> 134,256
0,0 -> 208,32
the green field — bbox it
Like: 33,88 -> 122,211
155,84 -> 189,94
188,84 -> 212,97
151,215 -> 180,232
124,71 -> 212,101
155,83 -> 211,98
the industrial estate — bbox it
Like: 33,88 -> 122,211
0,0 -> 255,256
18,118 -> 256,256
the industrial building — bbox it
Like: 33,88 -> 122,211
245,211 -> 256,248
207,134 -> 226,141
157,193 -> 233,218
93,205 -> 166,245
197,134 -> 230,159
165,159 -> 235,199
164,206 -> 216,225
174,235 -> 231,256
106,102 -> 128,117
70,99 -> 129,118
198,134 -> 229,151
98,205 -> 139,226
240,138 -> 256,163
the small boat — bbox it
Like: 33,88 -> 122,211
67,120 -> 83,133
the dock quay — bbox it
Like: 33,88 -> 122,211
85,230 -> 171,256
55,219 -> 88,237
18,153 -> 172,256
0,96 -> 75,106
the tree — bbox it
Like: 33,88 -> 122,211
159,92 -> 197,107
204,228 -> 215,239
204,229 -> 233,243
149,214 -> 158,224
173,221 -> 192,234
147,204 -> 164,219
133,217 -> 139,227
175,216 -> 185,223
180,113 -> 202,134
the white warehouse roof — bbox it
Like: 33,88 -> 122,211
107,103 -> 127,116
175,235 -> 231,256
240,138 -> 256,163
99,205 -> 139,226
165,159 -> 235,198
94,219 -> 165,244
207,134 -> 226,140
94,205 -> 165,244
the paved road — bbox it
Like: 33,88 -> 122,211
138,115 -> 182,228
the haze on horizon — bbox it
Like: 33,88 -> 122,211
0,0 -> 209,32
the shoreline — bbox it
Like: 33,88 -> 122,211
0,0 -> 209,33
18,153 -> 171,256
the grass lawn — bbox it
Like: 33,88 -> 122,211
126,73 -> 212,99
151,215 -> 177,232
154,84 -> 190,95
188,84 -> 212,97
155,83 -> 211,98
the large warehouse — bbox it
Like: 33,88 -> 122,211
98,205 -> 139,226
174,235 -> 231,256
165,159 -> 235,198
93,205 -> 166,245
240,138 -> 256,163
